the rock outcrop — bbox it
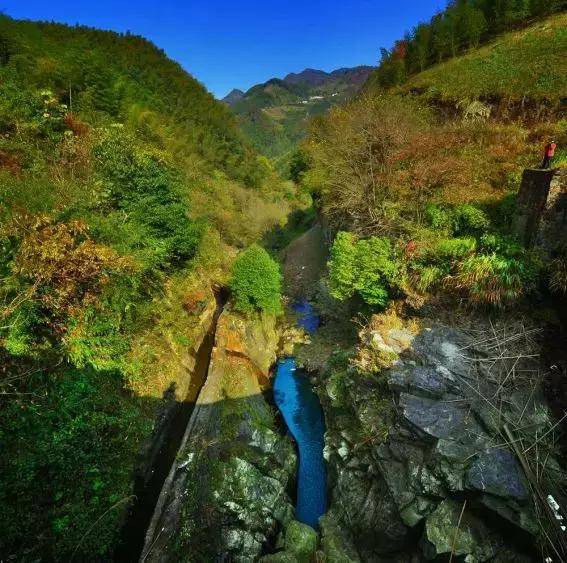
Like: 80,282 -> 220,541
320,322 -> 550,561
260,520 -> 319,563
513,167 -> 567,253
142,310 -> 296,562
134,289 -> 219,494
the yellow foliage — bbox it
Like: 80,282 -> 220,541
3,214 -> 133,321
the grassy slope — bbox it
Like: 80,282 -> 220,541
402,12 -> 567,102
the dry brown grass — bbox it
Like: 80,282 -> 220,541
307,94 -> 537,236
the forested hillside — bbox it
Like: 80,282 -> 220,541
368,0 -> 567,91
297,10 -> 566,311
225,66 -> 373,160
0,15 -> 300,560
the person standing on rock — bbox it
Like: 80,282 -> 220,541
541,141 -> 557,169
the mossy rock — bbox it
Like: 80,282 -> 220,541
284,520 -> 318,562
422,499 -> 502,560
320,513 -> 361,562
260,553 -> 299,563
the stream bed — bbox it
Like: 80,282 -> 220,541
273,301 -> 327,529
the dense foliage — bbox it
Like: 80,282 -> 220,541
302,13 -> 566,310
370,0 -> 566,90
328,232 -> 400,308
327,203 -> 541,309
230,245 -> 283,315
0,16 -> 297,560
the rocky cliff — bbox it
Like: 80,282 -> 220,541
318,314 -> 557,561
142,310 -> 296,561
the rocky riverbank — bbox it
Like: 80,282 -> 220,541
142,309 -> 297,562
316,310 -> 560,561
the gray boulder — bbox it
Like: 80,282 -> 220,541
399,393 -> 468,440
466,448 -> 528,501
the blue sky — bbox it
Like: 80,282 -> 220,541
1,0 -> 447,98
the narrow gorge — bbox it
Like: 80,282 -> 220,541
1,5 -> 566,563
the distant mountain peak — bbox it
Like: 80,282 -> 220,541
224,64 -> 376,158
282,66 -> 375,88
222,88 -> 245,106
283,68 -> 330,86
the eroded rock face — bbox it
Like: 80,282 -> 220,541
320,323 -> 547,561
141,310 -> 296,562
422,499 -> 502,560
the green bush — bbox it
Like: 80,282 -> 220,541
425,203 -> 489,236
230,245 -> 282,315
3,302 -> 43,357
429,237 -> 477,262
454,253 -> 540,306
328,231 -> 400,308
425,204 -> 452,231
452,204 -> 490,235
415,265 -> 444,292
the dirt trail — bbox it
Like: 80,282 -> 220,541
282,223 -> 328,299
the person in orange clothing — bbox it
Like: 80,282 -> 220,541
541,141 -> 557,169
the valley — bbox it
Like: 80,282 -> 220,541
223,66 -> 374,160
1,2 -> 567,562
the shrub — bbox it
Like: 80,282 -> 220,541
425,203 -> 489,236
425,204 -> 452,231
452,204 -> 490,235
328,231 -> 400,308
453,253 -> 539,306
415,265 -> 444,292
430,237 -> 477,262
230,245 -> 282,315
490,193 -> 517,229
479,233 -> 523,256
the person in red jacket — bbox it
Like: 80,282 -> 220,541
541,141 -> 557,169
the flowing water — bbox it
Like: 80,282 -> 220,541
273,301 -> 327,529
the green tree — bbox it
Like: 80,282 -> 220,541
288,148 -> 311,183
328,232 -> 400,308
456,1 -> 488,48
230,245 -> 282,315
375,43 -> 408,89
409,23 -> 432,72
431,12 -> 456,61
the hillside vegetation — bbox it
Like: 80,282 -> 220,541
403,12 -> 567,105
299,11 -> 567,313
0,15 -> 299,560
226,67 -> 373,160
368,0 -> 566,94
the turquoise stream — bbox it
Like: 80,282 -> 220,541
273,301 -> 327,529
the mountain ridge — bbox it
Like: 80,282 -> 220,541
223,65 -> 375,158
223,65 -> 374,105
